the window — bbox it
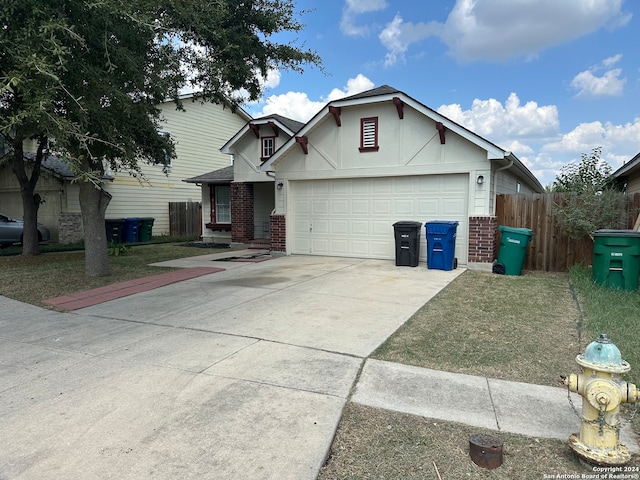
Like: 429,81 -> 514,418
359,117 -> 379,152
209,185 -> 231,229
262,136 -> 275,159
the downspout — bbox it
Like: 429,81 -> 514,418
265,170 -> 278,216
492,153 -> 514,215
493,153 -> 514,191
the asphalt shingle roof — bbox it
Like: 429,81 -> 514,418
183,165 -> 234,184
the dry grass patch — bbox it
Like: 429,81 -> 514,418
373,270 -> 581,386
318,403 -> 600,480
0,243 -> 228,306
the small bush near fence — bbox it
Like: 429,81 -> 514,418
496,193 -> 640,272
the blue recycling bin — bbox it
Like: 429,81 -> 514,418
122,217 -> 141,243
425,221 -> 458,270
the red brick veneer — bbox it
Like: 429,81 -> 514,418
468,216 -> 498,263
270,214 -> 286,252
231,182 -> 254,243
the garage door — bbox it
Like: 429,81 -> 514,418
290,175 -> 468,263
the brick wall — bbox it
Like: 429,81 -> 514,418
58,213 -> 84,244
270,214 -> 286,252
468,216 -> 497,263
231,182 -> 254,243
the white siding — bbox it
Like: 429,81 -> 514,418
104,100 -> 247,235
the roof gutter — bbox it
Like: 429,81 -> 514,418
494,153 -> 514,188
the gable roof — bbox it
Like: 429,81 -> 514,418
22,153 -> 119,181
220,114 -> 303,155
183,165 -> 233,184
340,84 -> 401,101
260,85 -> 543,192
613,152 -> 640,179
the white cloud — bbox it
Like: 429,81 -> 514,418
258,91 -> 326,122
326,74 -> 375,101
252,74 -> 375,122
544,118 -> 640,156
340,0 -> 388,36
383,0 -> 631,63
437,93 -> 559,141
603,53 -> 623,68
379,15 -> 436,66
570,55 -> 626,97
233,67 -> 282,104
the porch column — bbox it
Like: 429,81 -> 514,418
231,182 -> 254,243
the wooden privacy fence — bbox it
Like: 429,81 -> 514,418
496,193 -> 640,272
169,201 -> 202,237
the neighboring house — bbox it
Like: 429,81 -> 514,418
0,154 -> 77,242
195,85 -> 543,269
613,152 -> 640,194
0,94 -> 250,243
184,114 -> 304,245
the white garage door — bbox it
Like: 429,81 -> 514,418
290,175 -> 469,263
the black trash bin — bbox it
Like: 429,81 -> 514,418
393,221 -> 422,267
105,219 -> 125,243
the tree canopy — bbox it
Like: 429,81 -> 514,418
550,147 -> 626,239
1,0 -> 321,273
551,147 -> 615,194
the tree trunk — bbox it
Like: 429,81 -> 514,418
79,180 -> 112,277
10,137 -> 43,256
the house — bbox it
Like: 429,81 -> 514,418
184,114 -> 303,245
0,154 -> 76,242
189,85 -> 544,269
613,152 -> 640,194
0,95 -> 250,243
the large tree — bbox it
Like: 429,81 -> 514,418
1,0 -> 320,274
0,4 -> 78,255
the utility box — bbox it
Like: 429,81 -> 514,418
592,230 -> 640,291
495,226 -> 532,276
425,221 -> 458,271
393,221 -> 422,267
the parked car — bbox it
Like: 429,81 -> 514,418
0,212 -> 51,247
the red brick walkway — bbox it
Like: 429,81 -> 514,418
43,267 -> 224,312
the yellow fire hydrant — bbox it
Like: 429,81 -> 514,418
562,334 -> 638,466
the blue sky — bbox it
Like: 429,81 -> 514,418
244,0 -> 640,187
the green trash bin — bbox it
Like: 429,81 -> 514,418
495,226 -> 533,276
592,230 -> 640,291
139,218 -> 155,242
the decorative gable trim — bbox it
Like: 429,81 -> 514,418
268,121 -> 280,137
295,136 -> 308,154
329,106 -> 341,127
392,97 -> 404,119
436,122 -> 446,144
250,124 -> 260,138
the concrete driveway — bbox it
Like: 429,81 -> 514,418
0,253 -> 462,480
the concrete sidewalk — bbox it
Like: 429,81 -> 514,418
353,359 -> 639,451
1,252 -> 638,479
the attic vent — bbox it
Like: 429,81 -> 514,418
359,117 -> 379,152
